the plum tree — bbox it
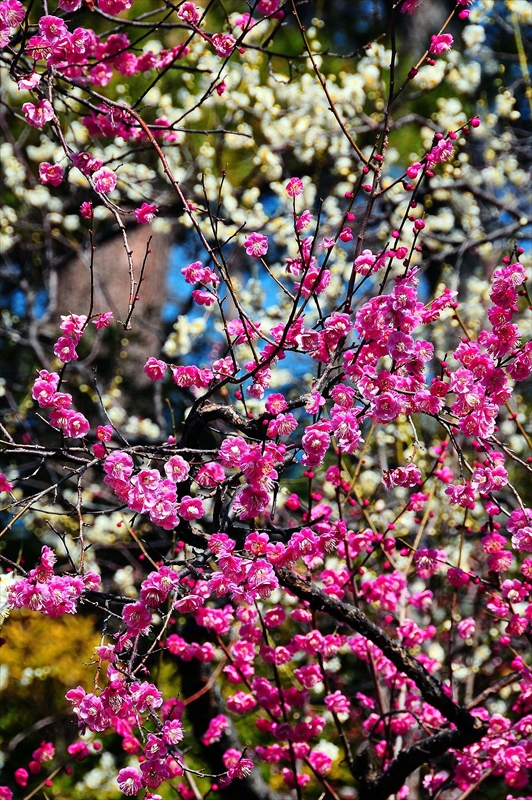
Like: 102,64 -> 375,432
0,1 -> 531,799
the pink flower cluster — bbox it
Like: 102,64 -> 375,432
346,270 -> 437,423
452,706 -> 532,791
166,633 -> 215,663
285,236 -> 332,297
22,14 -> 184,93
207,534 -> 279,602
382,463 -> 422,489
0,0 -> 24,48
53,312 -> 86,363
8,546 -> 100,617
13,740 -> 55,788
66,667 -> 164,733
14,2 -> 239,150
509,509 -> 532,554
31,369 -> 90,438
29,312 -> 114,437
222,748 -> 254,780
201,714 -> 230,744
7,0 -> 531,789
103,450 -> 203,529
406,133 -> 458,181
71,150 -> 102,175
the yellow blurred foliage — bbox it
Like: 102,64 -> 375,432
2,608 -> 99,687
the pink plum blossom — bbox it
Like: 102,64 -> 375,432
116,767 -> 143,796
429,34 -> 453,55
0,473 -> 14,493
144,357 -> 167,381
212,33 -> 235,57
22,99 -> 54,128
244,232 -> 268,257
38,162 -> 63,186
177,2 -> 200,24
135,203 -> 158,224
93,311 -> 113,329
0,0 -> 25,28
285,177 -> 304,196
92,166 -> 117,193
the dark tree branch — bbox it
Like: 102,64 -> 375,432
277,568 -> 488,799
360,727 -> 484,800
277,568 -> 478,728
